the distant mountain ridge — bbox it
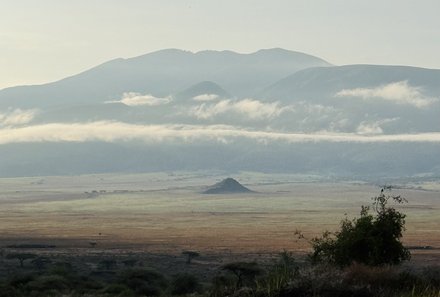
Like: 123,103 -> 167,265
260,64 -> 440,102
0,48 -> 331,108
259,64 -> 440,133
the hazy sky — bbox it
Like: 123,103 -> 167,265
1,0 -> 439,89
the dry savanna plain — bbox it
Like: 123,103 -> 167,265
0,172 -> 439,266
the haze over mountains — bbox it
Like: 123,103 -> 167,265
0,48 -> 439,178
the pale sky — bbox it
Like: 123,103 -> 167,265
1,0 -> 439,90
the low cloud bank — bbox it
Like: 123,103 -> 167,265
0,109 -> 37,126
191,98 -> 291,120
1,121 -> 440,145
356,118 -> 398,135
108,92 -> 171,106
335,81 -> 438,108
193,94 -> 219,101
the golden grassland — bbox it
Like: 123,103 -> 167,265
0,173 -> 438,257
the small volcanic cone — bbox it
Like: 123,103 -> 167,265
203,178 -> 253,194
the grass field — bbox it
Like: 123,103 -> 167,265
0,172 -> 439,259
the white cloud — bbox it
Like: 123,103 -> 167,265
356,118 -> 398,135
109,92 -> 172,106
0,109 -> 38,126
1,121 -> 440,145
328,118 -> 351,131
356,122 -> 384,135
298,102 -> 336,114
234,99 -> 289,119
191,98 -> 291,120
335,81 -> 438,108
193,94 -> 219,101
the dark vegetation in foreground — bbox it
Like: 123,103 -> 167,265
0,190 -> 438,297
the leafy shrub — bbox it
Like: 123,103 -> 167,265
0,284 -> 20,297
342,263 -> 399,288
122,259 -> 138,267
119,268 -> 168,296
73,275 -> 104,294
210,275 -> 236,297
256,251 -> 297,297
102,283 -> 133,296
170,273 -> 201,295
294,264 -> 345,295
99,258 -> 117,270
26,275 -> 69,293
48,261 -> 74,277
310,189 -> 410,267
421,266 -> 440,288
7,273 -> 36,288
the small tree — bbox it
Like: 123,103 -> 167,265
182,251 -> 199,264
222,262 -> 262,288
309,188 -> 410,267
6,253 -> 37,268
31,256 -> 52,270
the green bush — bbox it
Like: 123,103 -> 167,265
210,275 -> 236,297
0,283 -> 20,297
342,263 -> 401,289
222,262 -> 262,288
99,258 -> 118,270
48,261 -> 74,277
422,266 -> 440,288
7,273 -> 36,288
102,283 -> 133,296
26,275 -> 69,293
119,268 -> 168,296
170,273 -> 201,295
122,259 -> 138,267
310,189 -> 410,267
256,251 -> 297,297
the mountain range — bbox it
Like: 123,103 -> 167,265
0,48 -> 330,109
0,48 -> 439,178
